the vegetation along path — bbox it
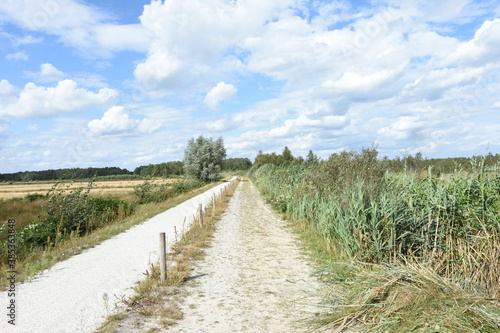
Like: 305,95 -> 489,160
0,179 -> 235,333
167,179 -> 324,332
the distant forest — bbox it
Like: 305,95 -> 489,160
253,147 -> 500,176
0,157 -> 253,182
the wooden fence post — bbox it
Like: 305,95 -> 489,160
159,232 -> 166,283
198,203 -> 203,227
212,194 -> 216,216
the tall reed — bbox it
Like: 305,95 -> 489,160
252,156 -> 500,297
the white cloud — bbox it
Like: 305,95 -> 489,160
0,79 -> 15,95
0,79 -> 119,118
204,82 -> 237,110
88,106 -> 164,136
92,24 -> 153,53
204,116 -> 238,132
323,69 -> 403,95
137,117 -> 164,134
1,32 -> 43,47
134,0 -> 295,97
32,63 -> 67,82
407,31 -> 459,60
88,106 -> 137,135
445,19 -> 500,66
402,67 -> 484,101
5,51 -> 28,61
0,0 -> 152,58
378,115 -> 424,140
394,0 -> 472,23
40,63 -> 65,80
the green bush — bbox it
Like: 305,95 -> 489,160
134,178 -> 205,204
24,193 -> 46,201
14,178 -> 132,251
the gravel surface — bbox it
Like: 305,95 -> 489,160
166,179 -> 324,333
0,179 -> 235,333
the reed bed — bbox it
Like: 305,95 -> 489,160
252,155 -> 500,298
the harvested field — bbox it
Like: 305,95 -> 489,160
0,178 -> 178,200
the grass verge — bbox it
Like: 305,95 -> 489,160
0,181 -> 226,290
95,177 -> 240,333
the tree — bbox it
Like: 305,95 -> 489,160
306,150 -> 319,165
184,135 -> 227,182
223,158 -> 252,170
282,146 -> 293,163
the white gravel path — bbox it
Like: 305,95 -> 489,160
0,179 -> 236,333
167,179 -> 323,332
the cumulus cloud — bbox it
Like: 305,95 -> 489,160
134,0 -> 294,97
0,79 -> 15,95
23,63 -> 68,82
0,79 -> 119,118
445,19 -> 500,67
204,82 -> 237,110
39,63 -> 66,81
88,106 -> 163,136
88,106 -> 137,135
378,116 -> 424,141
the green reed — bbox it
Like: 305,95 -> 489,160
252,157 -> 500,297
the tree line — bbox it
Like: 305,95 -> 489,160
0,167 -> 132,182
1,156 -> 252,182
252,146 -> 500,176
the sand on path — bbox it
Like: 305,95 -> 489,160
166,179 -> 323,333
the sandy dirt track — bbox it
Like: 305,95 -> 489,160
0,179 -> 235,333
166,179 -> 324,333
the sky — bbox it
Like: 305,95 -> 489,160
1,0 -> 500,173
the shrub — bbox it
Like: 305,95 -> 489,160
14,177 -> 131,251
134,178 -> 205,204
24,193 -> 46,201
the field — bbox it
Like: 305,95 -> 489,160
0,178 -> 176,201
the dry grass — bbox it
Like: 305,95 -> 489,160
0,197 -> 48,234
313,260 -> 500,333
94,178 -> 240,332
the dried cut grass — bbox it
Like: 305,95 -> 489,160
313,260 -> 500,333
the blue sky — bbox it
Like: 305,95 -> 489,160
1,0 -> 500,173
